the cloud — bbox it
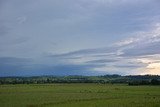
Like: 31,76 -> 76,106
86,59 -> 118,64
0,57 -> 33,76
0,25 -> 9,37
0,57 -> 31,64
0,56 -> 105,76
48,24 -> 160,75
17,16 -> 27,24
50,23 -> 160,59
118,24 -> 160,57
1,23 -> 160,76
0,0 -> 160,76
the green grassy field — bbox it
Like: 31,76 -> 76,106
0,84 -> 160,107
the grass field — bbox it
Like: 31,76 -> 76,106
0,84 -> 160,107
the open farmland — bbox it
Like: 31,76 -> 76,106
0,84 -> 160,107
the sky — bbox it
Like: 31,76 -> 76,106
0,0 -> 160,76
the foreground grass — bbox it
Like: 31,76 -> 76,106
0,84 -> 160,107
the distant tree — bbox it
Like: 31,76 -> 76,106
151,79 -> 160,85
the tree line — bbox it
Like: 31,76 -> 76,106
128,79 -> 160,86
0,75 -> 160,85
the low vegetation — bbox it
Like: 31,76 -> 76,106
0,83 -> 160,107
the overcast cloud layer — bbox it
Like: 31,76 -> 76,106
0,0 -> 160,76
